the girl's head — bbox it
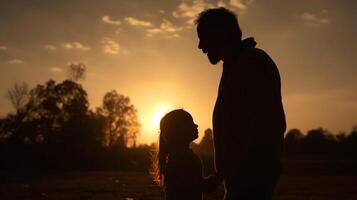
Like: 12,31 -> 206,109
160,109 -> 198,145
152,109 -> 198,185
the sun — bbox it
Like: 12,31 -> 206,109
151,103 -> 172,131
139,102 -> 174,143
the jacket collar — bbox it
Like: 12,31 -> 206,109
222,37 -> 257,64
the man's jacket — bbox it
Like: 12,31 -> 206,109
212,38 -> 286,177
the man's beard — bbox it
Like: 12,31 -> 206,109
208,52 -> 221,65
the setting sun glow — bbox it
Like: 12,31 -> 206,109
0,0 -> 356,146
151,103 -> 172,131
139,102 -> 174,143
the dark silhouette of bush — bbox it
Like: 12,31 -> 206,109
0,78 -> 142,171
282,127 -> 357,160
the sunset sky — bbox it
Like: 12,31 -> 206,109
0,0 -> 356,144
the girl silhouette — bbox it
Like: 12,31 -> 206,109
152,109 -> 222,200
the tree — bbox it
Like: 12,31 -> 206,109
198,128 -> 214,156
55,80 -> 89,118
285,129 -> 303,144
304,128 -> 334,143
5,79 -> 92,146
97,90 -> 140,148
345,126 -> 357,158
67,63 -> 86,82
7,82 -> 29,113
284,129 -> 304,156
302,128 -> 336,156
1,77 -> 146,170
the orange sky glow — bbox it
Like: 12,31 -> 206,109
0,0 -> 356,144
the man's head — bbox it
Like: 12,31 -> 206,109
195,7 -> 242,64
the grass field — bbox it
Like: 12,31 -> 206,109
1,171 -> 357,200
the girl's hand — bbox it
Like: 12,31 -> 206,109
202,173 -> 223,192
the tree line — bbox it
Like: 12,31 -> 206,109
192,127 -> 357,160
283,127 -> 357,159
0,63 -> 356,172
191,127 -> 357,175
0,63 -> 150,171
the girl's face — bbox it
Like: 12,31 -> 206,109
181,114 -> 199,142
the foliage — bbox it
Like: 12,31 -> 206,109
1,70 -> 356,171
97,90 -> 140,148
0,78 -> 141,170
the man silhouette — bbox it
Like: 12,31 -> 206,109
195,8 -> 286,200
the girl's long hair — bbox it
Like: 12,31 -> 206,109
151,109 -> 189,186
151,130 -> 168,186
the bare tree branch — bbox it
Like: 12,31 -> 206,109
7,82 -> 29,113
67,63 -> 86,82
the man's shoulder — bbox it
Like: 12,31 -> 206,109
240,47 -> 278,70
240,47 -> 270,62
235,47 -> 279,79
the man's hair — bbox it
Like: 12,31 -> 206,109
195,7 -> 242,39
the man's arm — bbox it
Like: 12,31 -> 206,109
242,49 -> 286,159
227,49 -> 286,160
246,49 -> 286,134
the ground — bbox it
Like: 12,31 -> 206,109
1,171 -> 357,200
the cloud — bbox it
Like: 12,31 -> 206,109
0,46 -> 7,50
146,19 -> 183,37
8,59 -> 25,64
102,37 -> 121,54
158,19 -> 184,33
301,11 -> 329,25
164,33 -> 181,39
125,17 -> 153,27
172,0 -> 214,24
102,15 -> 121,26
101,37 -> 129,55
50,67 -> 63,72
217,0 -> 227,7
228,0 -> 254,11
44,44 -> 56,51
63,42 -> 91,51
172,0 -> 254,25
